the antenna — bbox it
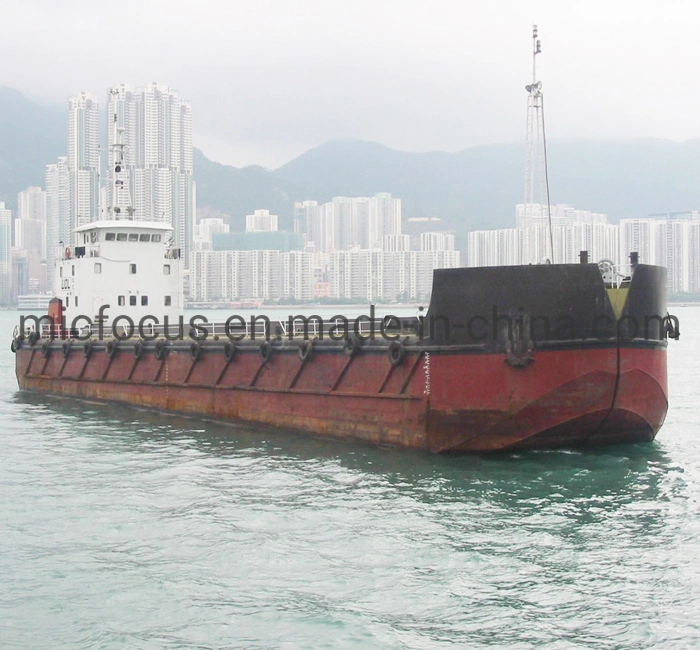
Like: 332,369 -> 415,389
524,24 -> 554,262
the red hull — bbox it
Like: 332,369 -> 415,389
14,340 -> 667,452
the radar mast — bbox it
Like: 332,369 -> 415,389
524,24 -> 554,262
106,88 -> 135,220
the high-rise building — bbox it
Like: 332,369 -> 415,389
370,192 -> 402,248
382,234 -> 410,252
0,203 -> 12,305
18,186 -> 47,222
245,209 -> 278,233
14,218 -> 45,293
106,82 -> 195,264
15,186 -> 48,292
45,157 -> 70,290
294,201 -> 329,250
295,193 -> 402,252
194,217 -> 229,251
68,92 -> 100,232
516,203 -> 607,229
620,219 -> 657,266
421,232 -> 455,252
328,248 -> 460,302
470,204 -> 617,268
620,217 -> 696,293
688,221 -> 700,293
468,223 -> 619,268
281,251 -> 314,301
11,248 -> 29,301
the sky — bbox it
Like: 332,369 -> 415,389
1,0 -> 698,168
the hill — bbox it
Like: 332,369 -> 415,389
274,138 -> 700,230
0,87 -> 66,210
193,149 -> 302,230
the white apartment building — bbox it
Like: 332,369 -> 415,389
68,92 -> 100,232
191,250 -> 316,302
294,201 -> 338,253
14,217 -> 45,291
620,216 -> 700,293
469,223 -> 620,267
194,218 -> 229,251
106,83 -> 195,265
421,231 -> 456,252
18,186 -> 47,222
382,234 -> 410,252
281,251 -> 315,302
329,248 -> 461,302
246,209 -> 278,233
45,157 -> 70,290
469,204 -> 700,294
371,192 -> 402,248
620,219 -> 657,265
295,193 -> 403,252
15,186 -> 48,292
330,248 -> 382,301
0,203 -> 12,305
470,203 -> 618,267
192,247 -> 461,304
516,203 -> 608,228
192,191 -> 461,303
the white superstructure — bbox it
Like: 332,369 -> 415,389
57,221 -> 184,329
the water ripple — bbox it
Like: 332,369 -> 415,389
1,311 -> 699,648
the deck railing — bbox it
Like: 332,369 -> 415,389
23,316 -> 418,342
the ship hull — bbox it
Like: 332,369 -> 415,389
14,340 -> 667,453
12,263 -> 673,453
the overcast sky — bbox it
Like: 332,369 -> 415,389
1,0 -> 698,168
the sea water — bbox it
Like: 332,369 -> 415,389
1,308 -> 698,649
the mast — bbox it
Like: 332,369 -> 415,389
106,88 -> 135,220
524,24 -> 554,262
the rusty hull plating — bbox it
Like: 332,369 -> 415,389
13,264 -> 671,453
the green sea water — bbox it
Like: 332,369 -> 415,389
1,308 -> 698,649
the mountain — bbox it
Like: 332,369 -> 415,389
274,138 -> 700,230
274,140 -> 524,230
193,149 -> 302,231
0,87 -> 65,209
3,86 -> 700,233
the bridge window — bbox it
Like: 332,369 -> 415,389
72,265 -> 75,276
105,233 -> 115,241
129,264 -> 137,274
139,234 -> 150,242
163,264 -> 170,275
65,296 -> 69,307
116,233 -> 127,242
60,267 -> 63,278
128,233 -> 139,242
129,296 -> 137,306
75,296 -> 78,308
141,296 -> 148,306
164,296 -> 171,306
152,234 -> 162,242
118,296 -> 125,306
94,263 -> 102,274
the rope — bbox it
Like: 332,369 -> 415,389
540,94 -> 555,263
